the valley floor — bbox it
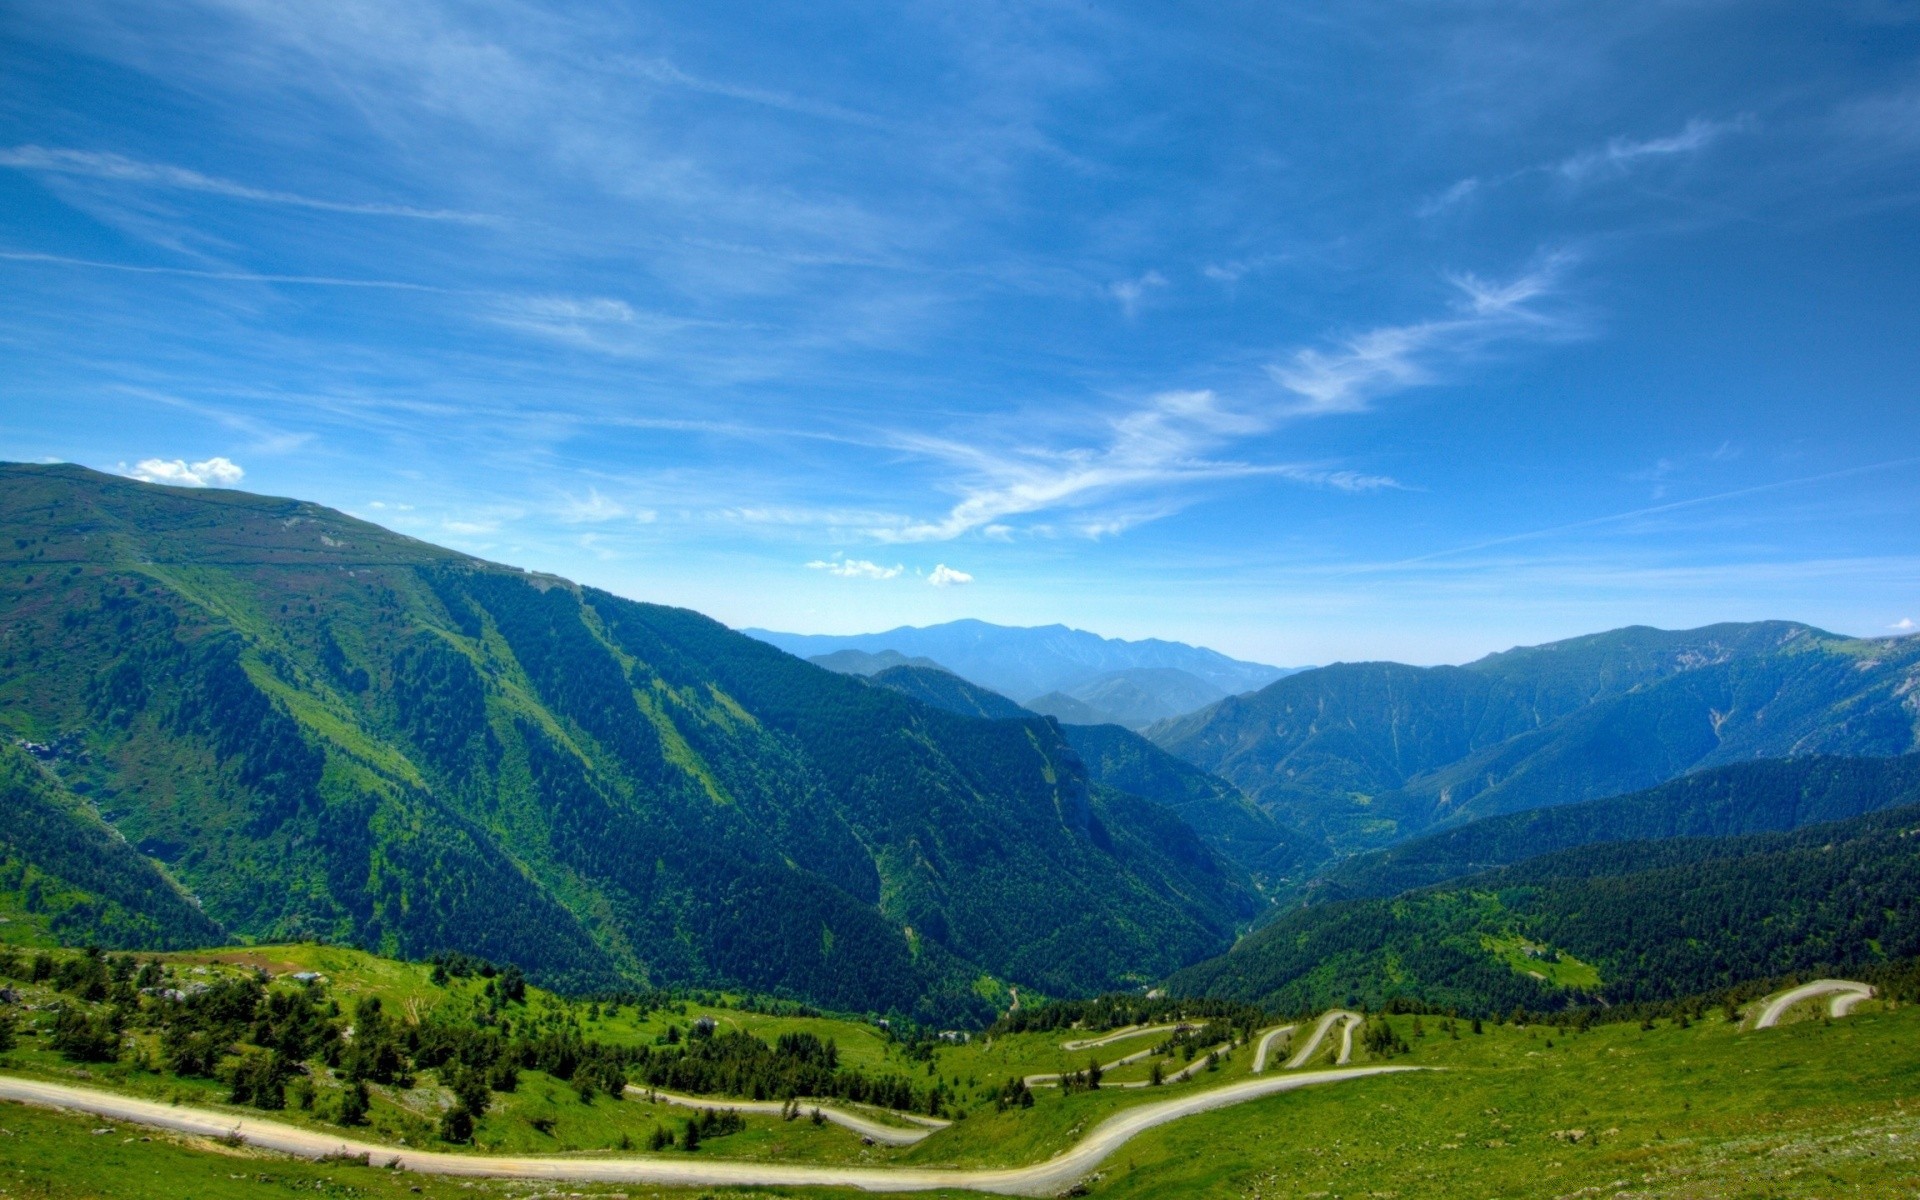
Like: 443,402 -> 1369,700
3,990 -> 1918,1198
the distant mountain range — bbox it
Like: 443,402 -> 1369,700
1149,622 -> 1920,854
747,619 -> 1301,728
0,464 -> 1261,1021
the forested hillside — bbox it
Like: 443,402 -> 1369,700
1151,623 -> 1920,852
1169,797 -> 1920,1016
1306,753 -> 1920,903
0,742 -> 224,949
861,665 -> 1315,886
0,464 -> 1259,1020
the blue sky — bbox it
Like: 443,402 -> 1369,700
3,1 -> 1918,665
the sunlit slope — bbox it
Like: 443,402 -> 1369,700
0,463 -> 1257,1018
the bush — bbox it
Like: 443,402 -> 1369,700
335,1081 -> 370,1126
438,1105 -> 473,1144
49,1006 -> 118,1063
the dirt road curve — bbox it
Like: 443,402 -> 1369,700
0,1067 -> 1418,1196
1284,1011 -> 1361,1069
1251,1025 -> 1296,1074
1753,980 -> 1875,1029
630,1086 -> 945,1145
1058,1023 -> 1184,1052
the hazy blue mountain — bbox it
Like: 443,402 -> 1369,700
743,619 -> 1297,702
1151,623 -> 1920,853
808,648 -> 949,676
1024,690 -> 1112,725
1046,667 -> 1228,729
1303,753 -> 1920,904
0,463 -> 1261,1018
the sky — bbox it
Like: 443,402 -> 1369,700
3,0 -> 1918,666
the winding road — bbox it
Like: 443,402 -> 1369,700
1753,980 -> 1876,1029
1058,1023 -> 1185,1052
1284,1010 -> 1362,1069
0,1066 -> 1417,1196
629,1086 -> 946,1146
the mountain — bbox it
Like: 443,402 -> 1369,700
1056,667 -> 1227,728
1150,622 -> 1920,853
1304,753 -> 1920,904
0,741 -> 224,949
1053,724 -> 1322,885
807,648 -> 948,677
1169,789 -> 1920,1015
0,463 -> 1261,1019
1023,690 -> 1111,725
743,619 -> 1296,702
865,664 -> 1032,720
858,663 -> 1315,885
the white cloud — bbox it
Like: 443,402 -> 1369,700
1417,177 -> 1482,218
559,488 -> 625,523
125,456 -> 244,487
1554,117 -> 1750,183
928,564 -> 973,587
0,145 -> 490,222
1893,617 -> 1916,631
1109,270 -> 1167,316
806,557 -> 902,580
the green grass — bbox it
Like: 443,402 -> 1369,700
1483,933 -> 1605,990
6,940 -> 1920,1196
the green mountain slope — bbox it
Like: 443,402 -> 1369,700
861,665 -> 1315,886
1150,622 -> 1920,852
866,664 -> 1032,719
1307,753 -> 1920,903
1169,793 -> 1920,1015
0,463 -> 1258,1018
0,742 -> 225,948
1055,724 -> 1321,885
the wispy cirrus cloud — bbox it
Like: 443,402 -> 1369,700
872,261 -> 1565,543
0,145 -> 493,222
1421,117 -> 1751,216
1554,117 -> 1750,182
